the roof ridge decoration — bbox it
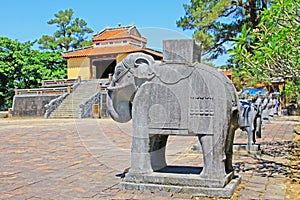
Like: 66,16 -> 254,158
92,24 -> 135,38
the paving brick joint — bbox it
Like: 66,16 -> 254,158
0,116 -> 298,199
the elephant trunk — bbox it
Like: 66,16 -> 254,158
106,91 -> 132,123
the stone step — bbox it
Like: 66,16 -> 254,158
50,112 -> 80,115
51,109 -> 81,112
50,114 -> 80,117
49,80 -> 100,119
49,116 -> 79,119
49,112 -> 81,115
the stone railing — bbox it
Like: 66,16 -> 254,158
15,87 -> 71,95
44,93 -> 69,118
41,76 -> 81,88
80,92 -> 101,118
15,81 -> 81,96
15,76 -> 81,95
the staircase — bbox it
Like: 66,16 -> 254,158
49,80 -> 100,118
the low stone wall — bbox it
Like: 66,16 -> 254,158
0,111 -> 8,118
12,94 -> 60,117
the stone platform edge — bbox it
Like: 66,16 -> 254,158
120,175 -> 241,198
233,143 -> 261,155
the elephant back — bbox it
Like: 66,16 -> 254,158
151,62 -> 194,84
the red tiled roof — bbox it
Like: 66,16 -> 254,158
62,45 -> 162,58
62,47 -> 93,58
92,25 -> 146,43
90,45 -> 141,56
92,29 -> 128,41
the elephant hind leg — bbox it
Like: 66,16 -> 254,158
198,135 -> 226,179
225,125 -> 236,174
252,117 -> 257,144
252,129 -> 256,144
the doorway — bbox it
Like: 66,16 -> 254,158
92,59 -> 116,79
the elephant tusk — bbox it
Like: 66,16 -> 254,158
107,83 -> 136,92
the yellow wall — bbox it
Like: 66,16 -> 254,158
116,53 -> 129,63
67,57 -> 90,80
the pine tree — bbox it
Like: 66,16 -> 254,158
177,0 -> 269,61
38,9 -> 93,52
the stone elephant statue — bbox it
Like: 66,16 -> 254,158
261,95 -> 270,123
239,100 -> 257,149
253,92 -> 263,138
238,91 -> 263,149
107,52 -> 240,182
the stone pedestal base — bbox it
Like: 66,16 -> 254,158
120,166 -> 241,198
233,143 -> 261,154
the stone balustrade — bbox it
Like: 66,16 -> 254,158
41,76 -> 81,88
14,76 -> 82,95
15,87 -> 72,95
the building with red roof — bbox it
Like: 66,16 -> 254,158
62,24 -> 162,80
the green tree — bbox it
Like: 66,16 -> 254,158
38,9 -> 93,52
229,0 -> 300,102
177,0 -> 270,61
0,37 -> 66,107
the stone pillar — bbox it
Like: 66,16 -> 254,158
163,39 -> 201,64
67,86 -> 72,93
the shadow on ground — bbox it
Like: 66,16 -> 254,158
234,141 -> 292,177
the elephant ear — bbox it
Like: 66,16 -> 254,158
135,57 -> 151,66
123,53 -> 154,68
132,55 -> 155,79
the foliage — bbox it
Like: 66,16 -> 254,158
177,0 -> 270,61
38,9 -> 93,52
0,37 -> 66,107
229,0 -> 300,101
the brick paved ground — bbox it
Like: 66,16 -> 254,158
0,116 -> 298,199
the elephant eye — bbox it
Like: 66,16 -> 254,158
115,69 -> 122,77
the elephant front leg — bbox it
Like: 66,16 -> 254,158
150,135 -> 169,171
198,134 -> 226,179
130,126 -> 153,174
246,126 -> 255,150
255,116 -> 262,138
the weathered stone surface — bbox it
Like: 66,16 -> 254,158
123,171 -> 234,188
80,92 -> 101,118
233,144 -> 261,153
262,94 -> 273,123
238,91 -> 263,150
12,94 -> 60,117
107,39 -> 240,198
44,93 -> 69,118
120,175 -> 241,198
163,39 -> 201,63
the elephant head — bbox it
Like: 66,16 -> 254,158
106,53 -> 156,123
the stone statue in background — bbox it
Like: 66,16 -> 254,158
238,90 -> 262,149
253,91 -> 263,138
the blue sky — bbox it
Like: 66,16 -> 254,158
0,0 -> 228,65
